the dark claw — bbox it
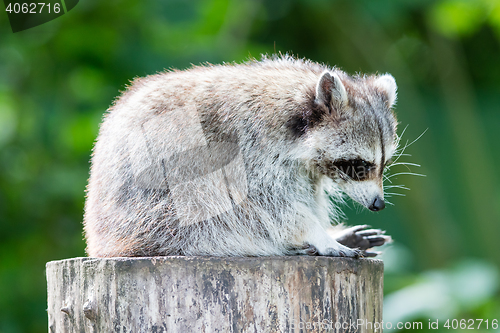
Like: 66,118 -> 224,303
362,251 -> 381,257
340,248 -> 361,258
335,225 -> 393,256
366,235 -> 388,247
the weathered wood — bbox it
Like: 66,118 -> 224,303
46,256 -> 383,333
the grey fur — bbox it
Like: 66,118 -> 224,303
84,55 -> 397,258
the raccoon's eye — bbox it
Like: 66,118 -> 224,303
333,159 -> 373,181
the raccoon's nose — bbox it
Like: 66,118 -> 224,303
369,197 -> 385,212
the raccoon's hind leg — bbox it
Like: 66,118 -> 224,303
328,224 -> 392,257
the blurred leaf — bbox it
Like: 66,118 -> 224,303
0,94 -> 18,147
384,259 -> 499,329
69,67 -> 107,104
429,0 -> 486,38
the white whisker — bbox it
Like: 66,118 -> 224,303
384,185 -> 410,190
385,192 -> 406,197
406,128 -> 428,148
395,124 -> 409,149
387,172 -> 426,179
387,162 -> 421,168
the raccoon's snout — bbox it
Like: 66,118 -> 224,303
369,196 -> 385,212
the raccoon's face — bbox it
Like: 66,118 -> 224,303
299,70 -> 398,211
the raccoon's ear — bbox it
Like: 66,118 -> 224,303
316,71 -> 348,111
374,74 -> 397,107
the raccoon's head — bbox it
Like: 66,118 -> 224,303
295,70 -> 398,211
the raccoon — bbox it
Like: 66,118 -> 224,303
83,55 -> 397,258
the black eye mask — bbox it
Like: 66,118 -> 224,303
333,159 -> 375,181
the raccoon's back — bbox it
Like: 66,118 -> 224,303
83,72 -> 245,257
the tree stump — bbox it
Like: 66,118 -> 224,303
46,256 -> 383,333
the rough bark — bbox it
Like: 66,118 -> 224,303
46,256 -> 383,333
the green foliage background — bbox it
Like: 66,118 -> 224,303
0,0 -> 499,332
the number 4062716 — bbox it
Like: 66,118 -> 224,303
444,319 -> 498,330
5,3 -> 61,14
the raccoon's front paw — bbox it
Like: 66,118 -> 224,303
321,246 -> 361,258
335,225 -> 392,257
298,242 -> 361,258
